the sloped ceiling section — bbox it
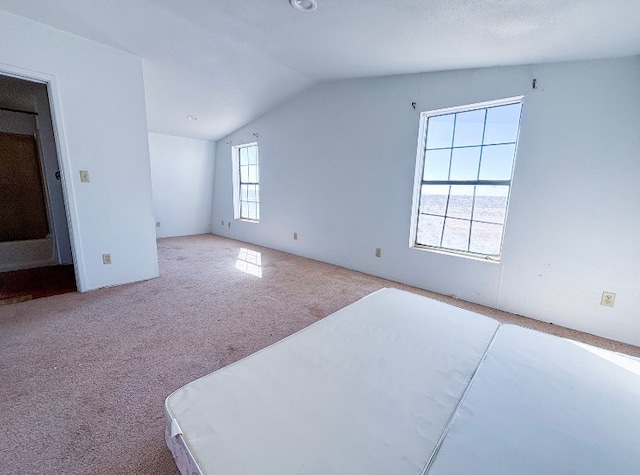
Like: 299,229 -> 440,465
1,0 -> 639,140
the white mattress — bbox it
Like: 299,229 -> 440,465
427,325 -> 640,474
165,288 -> 500,475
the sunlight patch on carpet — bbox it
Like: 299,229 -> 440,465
235,248 -> 262,278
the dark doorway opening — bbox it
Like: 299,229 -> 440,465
0,74 -> 76,302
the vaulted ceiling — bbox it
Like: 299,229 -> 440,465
1,0 -> 639,141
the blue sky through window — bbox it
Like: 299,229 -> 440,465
424,102 -> 521,195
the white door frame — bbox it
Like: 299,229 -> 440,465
0,62 -> 87,292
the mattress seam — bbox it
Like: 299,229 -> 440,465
419,323 -> 502,475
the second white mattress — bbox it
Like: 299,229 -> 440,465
428,325 -> 640,474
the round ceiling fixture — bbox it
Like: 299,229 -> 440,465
186,115 -> 199,121
289,0 -> 317,12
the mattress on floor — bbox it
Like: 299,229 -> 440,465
165,288 -> 500,475
427,324 -> 640,475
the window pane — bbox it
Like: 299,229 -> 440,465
423,149 -> 451,180
247,146 -> 257,165
241,185 -> 249,202
473,186 -> 508,225
453,109 -> 485,147
248,165 -> 258,183
449,146 -> 481,181
470,222 -> 503,255
416,214 -> 444,247
247,185 -> 256,202
239,147 -> 249,166
441,217 -> 470,252
426,114 -> 455,149
254,185 -> 260,204
479,144 -> 516,180
240,165 -> 249,183
247,202 -> 257,220
447,185 -> 474,220
483,103 -> 522,145
420,185 -> 449,216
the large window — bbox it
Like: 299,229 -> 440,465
232,143 -> 260,222
411,98 -> 523,260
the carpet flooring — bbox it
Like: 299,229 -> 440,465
1,234 -> 638,474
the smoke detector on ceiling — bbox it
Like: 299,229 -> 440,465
289,0 -> 317,12
186,115 -> 199,121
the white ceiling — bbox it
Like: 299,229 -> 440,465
1,0 -> 639,141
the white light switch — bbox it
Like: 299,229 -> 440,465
79,170 -> 90,183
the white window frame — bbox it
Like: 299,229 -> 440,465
409,96 -> 523,260
231,142 -> 260,222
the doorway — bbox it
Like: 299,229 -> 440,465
0,74 -> 76,302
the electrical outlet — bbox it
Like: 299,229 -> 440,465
102,253 -> 112,265
293,232 -> 298,240
156,221 -> 161,228
79,170 -> 90,183
228,222 -> 231,228
600,291 -> 616,308
221,220 -> 224,226
375,248 -> 382,258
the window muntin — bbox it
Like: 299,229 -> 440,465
232,143 -> 260,222
412,98 -> 523,259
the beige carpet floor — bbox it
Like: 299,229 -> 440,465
1,234 -> 638,474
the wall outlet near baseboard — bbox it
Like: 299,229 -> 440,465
375,248 -> 382,258
293,232 -> 298,240
156,221 -> 161,228
600,291 -> 616,307
102,253 -> 112,265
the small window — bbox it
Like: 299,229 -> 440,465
410,98 -> 523,260
232,143 -> 260,222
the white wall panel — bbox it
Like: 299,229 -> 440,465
149,133 -> 215,238
212,56 -> 640,345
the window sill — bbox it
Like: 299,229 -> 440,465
410,244 -> 501,264
236,218 -> 259,224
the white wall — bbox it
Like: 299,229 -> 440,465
0,11 -> 159,291
212,56 -> 640,346
149,133 -> 215,238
